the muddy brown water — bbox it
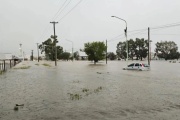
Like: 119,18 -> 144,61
0,61 -> 180,120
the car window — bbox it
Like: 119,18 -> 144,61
135,63 -> 139,66
128,63 -> 134,67
144,64 -> 149,67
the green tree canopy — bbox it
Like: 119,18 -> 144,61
116,38 -> 148,60
59,52 -> 71,61
155,41 -> 179,60
73,51 -> 79,60
39,35 -> 63,61
107,52 -> 117,60
84,41 -> 107,64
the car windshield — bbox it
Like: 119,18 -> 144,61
135,63 -> 139,66
128,63 -> 134,67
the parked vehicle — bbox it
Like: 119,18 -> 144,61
123,63 -> 150,71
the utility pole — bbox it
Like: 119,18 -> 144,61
148,27 -> 150,66
50,21 -> 58,66
106,40 -> 107,64
31,50 -> 33,61
37,43 -> 39,62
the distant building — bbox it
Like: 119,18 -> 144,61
79,51 -> 88,60
0,53 -> 13,60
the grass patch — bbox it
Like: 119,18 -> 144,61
42,63 -> 51,67
68,86 -> 103,100
68,93 -> 82,100
82,88 -> 89,92
35,63 -> 39,66
14,66 -> 31,69
0,70 -> 3,75
94,86 -> 103,93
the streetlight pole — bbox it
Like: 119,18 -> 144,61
19,43 -> 24,61
36,43 -> 39,62
111,16 -> 128,65
66,39 -> 74,61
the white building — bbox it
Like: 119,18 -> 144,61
0,53 -> 12,60
79,51 -> 88,60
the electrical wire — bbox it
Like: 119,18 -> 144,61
38,24 -> 51,43
58,0 -> 83,22
53,0 -> 72,21
51,0 -> 69,21
108,29 -> 147,42
107,33 -> 125,42
151,22 -> 180,29
108,21 -> 180,43
38,0 -> 83,43
38,1 -> 70,42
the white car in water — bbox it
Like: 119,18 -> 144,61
123,63 -> 150,71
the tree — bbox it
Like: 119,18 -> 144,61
73,51 -> 79,60
84,41 -> 106,64
128,39 -> 136,60
155,41 -> 179,60
60,52 -> 71,61
135,38 -> 148,61
107,52 -> 117,60
39,35 -> 63,61
116,41 -> 126,59
116,38 -> 148,61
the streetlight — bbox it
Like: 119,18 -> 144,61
111,16 -> 128,65
66,39 -> 74,61
19,43 -> 24,61
36,43 -> 39,62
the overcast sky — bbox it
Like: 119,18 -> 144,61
0,0 -> 180,56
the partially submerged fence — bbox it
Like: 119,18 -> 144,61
0,59 -> 19,72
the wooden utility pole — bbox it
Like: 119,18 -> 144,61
50,21 -> 58,66
148,27 -> 150,66
31,50 -> 33,61
106,40 -> 107,64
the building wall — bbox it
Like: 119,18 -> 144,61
0,53 -> 12,60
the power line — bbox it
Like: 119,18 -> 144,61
151,22 -> 180,29
151,23 -> 180,30
53,0 -> 72,21
58,0 -> 83,22
140,33 -> 180,36
51,0 -> 69,21
108,21 -> 180,43
38,1 -> 68,42
38,0 -> 83,43
108,29 -> 147,42
107,33 -> 124,42
38,24 -> 51,43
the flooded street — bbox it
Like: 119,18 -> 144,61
0,61 -> 180,120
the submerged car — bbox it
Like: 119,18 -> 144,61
123,63 -> 150,71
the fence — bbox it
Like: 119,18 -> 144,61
0,59 -> 19,72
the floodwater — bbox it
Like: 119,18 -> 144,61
0,60 -> 180,120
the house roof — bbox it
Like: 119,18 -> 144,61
79,52 -> 87,57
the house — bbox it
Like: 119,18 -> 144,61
79,51 -> 88,60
